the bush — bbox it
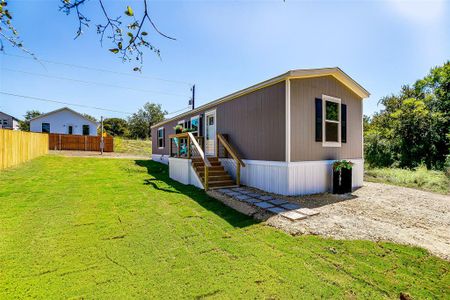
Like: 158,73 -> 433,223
364,131 -> 394,168
365,165 -> 449,194
444,155 -> 450,178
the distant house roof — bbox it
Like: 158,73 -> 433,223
0,111 -> 20,121
151,67 -> 370,128
30,107 -> 99,125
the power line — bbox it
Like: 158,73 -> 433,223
1,52 -> 193,86
0,91 -> 133,115
1,91 -> 196,118
3,68 -> 189,98
166,106 -> 191,115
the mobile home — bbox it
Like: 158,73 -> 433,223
151,68 -> 369,195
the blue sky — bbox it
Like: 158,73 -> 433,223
1,0 -> 449,121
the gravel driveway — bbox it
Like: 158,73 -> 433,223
266,182 -> 450,260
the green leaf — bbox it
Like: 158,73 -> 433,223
118,42 -> 122,50
141,32 -> 148,36
127,32 -> 133,38
109,48 -> 119,54
125,6 -> 134,16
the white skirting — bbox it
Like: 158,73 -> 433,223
152,154 -> 169,165
168,157 -> 204,189
220,158 -> 364,196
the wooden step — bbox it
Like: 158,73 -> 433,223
195,165 -> 225,172
198,175 -> 232,181
208,180 -> 236,188
192,161 -> 221,167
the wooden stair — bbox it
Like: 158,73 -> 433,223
191,157 -> 237,189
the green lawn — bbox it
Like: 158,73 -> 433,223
365,165 -> 450,195
114,137 -> 151,156
0,157 -> 449,299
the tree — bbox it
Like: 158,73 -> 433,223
18,110 -> 42,131
103,118 -> 129,137
128,102 -> 166,139
0,0 -> 175,71
82,113 -> 97,123
364,61 -> 449,170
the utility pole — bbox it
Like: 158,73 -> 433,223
100,116 -> 104,155
191,84 -> 195,110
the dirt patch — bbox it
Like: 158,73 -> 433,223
264,182 -> 450,260
49,150 -> 149,160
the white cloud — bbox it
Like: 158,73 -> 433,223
387,0 -> 446,24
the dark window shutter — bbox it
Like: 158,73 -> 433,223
315,98 -> 322,142
162,128 -> 165,147
341,104 -> 347,143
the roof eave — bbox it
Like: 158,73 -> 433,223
151,68 -> 369,128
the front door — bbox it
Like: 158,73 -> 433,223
205,110 -> 216,156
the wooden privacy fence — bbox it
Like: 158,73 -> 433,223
48,133 -> 114,152
0,129 -> 49,170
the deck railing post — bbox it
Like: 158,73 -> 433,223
187,135 -> 191,159
204,166 -> 209,190
236,162 -> 241,187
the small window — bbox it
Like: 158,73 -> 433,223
2,120 -> 7,126
208,116 -> 214,126
68,125 -> 73,135
42,123 -> 50,133
190,116 -> 199,135
322,95 -> 341,147
157,128 -> 165,148
82,125 -> 90,135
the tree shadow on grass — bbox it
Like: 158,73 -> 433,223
135,160 -> 259,228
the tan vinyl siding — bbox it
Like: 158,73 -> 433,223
151,81 -> 286,161
217,81 -> 285,161
290,76 -> 363,161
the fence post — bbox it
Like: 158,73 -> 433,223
59,134 -> 61,150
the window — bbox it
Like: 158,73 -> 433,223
190,116 -> 199,135
322,95 -> 341,147
2,120 -> 7,126
82,125 -> 90,135
42,123 -> 50,133
157,127 -> 165,148
68,125 -> 73,135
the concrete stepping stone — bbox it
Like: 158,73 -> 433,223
246,193 -> 262,198
225,191 -> 242,197
239,190 -> 254,195
296,208 -> 319,216
280,211 -> 308,221
255,202 -> 274,209
257,195 -> 274,201
217,188 -> 233,194
234,194 -> 251,201
267,207 -> 286,214
281,203 -> 301,210
232,187 -> 247,192
269,199 -> 288,205
243,198 -> 261,204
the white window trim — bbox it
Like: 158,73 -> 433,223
322,94 -> 341,148
157,127 -> 165,149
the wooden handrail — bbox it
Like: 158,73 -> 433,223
187,132 -> 211,167
217,134 -> 246,167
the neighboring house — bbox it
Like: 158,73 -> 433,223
151,68 -> 370,195
0,111 -> 20,130
30,107 -> 98,136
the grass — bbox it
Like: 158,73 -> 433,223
365,165 -> 450,195
0,157 -> 449,299
114,137 -> 151,156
